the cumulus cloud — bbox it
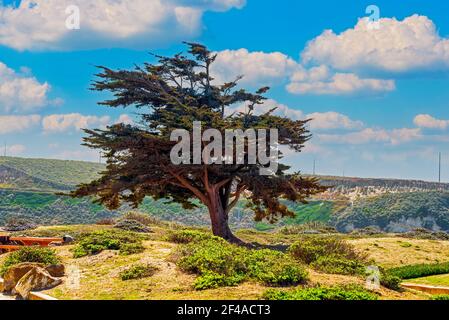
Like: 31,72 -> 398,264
42,113 -> 111,133
0,115 -> 41,134
414,114 -> 449,130
228,99 -> 303,120
0,62 -> 54,112
301,15 -> 449,73
212,49 -> 298,85
318,128 -> 422,145
287,66 -> 395,95
4,144 -> 26,156
228,99 -> 363,131
0,0 -> 245,51
115,114 -> 134,125
307,112 -> 364,130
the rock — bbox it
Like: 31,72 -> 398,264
45,264 -> 65,278
2,263 -> 44,292
14,267 -> 62,299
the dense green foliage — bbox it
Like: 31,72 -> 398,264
432,295 -> 449,300
173,232 -> 308,290
72,229 -> 146,258
289,236 -> 367,276
335,192 -> 449,232
119,264 -> 159,281
388,262 -> 449,280
0,247 -> 60,276
262,285 -> 378,300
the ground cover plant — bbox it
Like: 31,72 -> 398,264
72,229 -> 146,258
262,285 -> 378,300
171,230 -> 308,290
0,247 -> 60,276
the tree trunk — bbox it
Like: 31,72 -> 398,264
207,189 -> 243,245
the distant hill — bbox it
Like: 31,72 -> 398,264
0,156 -> 105,192
1,156 -> 449,232
334,191 -> 449,233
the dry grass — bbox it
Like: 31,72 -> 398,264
1,225 -> 447,300
348,237 -> 449,268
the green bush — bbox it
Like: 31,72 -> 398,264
122,212 -> 158,226
120,264 -> 159,281
388,262 -> 449,280
72,229 -> 145,258
431,295 -> 449,300
0,247 -> 60,276
289,236 -> 364,265
167,230 -> 219,244
174,237 -> 308,290
262,285 -> 378,301
311,255 -> 366,275
379,270 -> 402,291
194,272 -> 244,290
119,242 -> 145,255
245,249 -> 308,286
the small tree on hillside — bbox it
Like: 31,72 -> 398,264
71,43 -> 326,243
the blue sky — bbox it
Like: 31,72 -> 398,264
1,0 -> 449,181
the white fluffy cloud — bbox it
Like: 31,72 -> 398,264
229,99 -> 303,120
5,144 -> 26,156
414,114 -> 449,130
212,49 -> 298,85
42,113 -> 111,133
318,128 -> 422,145
229,99 -> 363,131
0,62 -> 53,112
301,15 -> 449,73
0,0 -> 245,51
0,115 -> 41,134
287,65 -> 395,95
307,112 -> 364,130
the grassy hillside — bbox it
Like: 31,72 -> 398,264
0,156 -> 104,191
1,156 -> 449,233
335,191 -> 449,232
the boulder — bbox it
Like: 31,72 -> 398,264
45,264 -> 65,278
2,262 -> 44,292
14,267 -> 62,299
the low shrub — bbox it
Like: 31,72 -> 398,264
96,218 -> 115,225
400,228 -> 449,241
122,212 -> 159,226
289,236 -> 366,265
114,219 -> 152,233
311,255 -> 366,275
0,247 -> 60,276
379,270 -> 402,291
120,263 -> 159,281
432,295 -> 449,300
388,262 -> 449,280
167,230 -> 219,244
194,272 -> 244,290
72,229 -> 146,258
3,217 -> 36,232
280,222 -> 338,235
262,285 -> 378,301
174,237 -> 308,290
119,242 -> 145,255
